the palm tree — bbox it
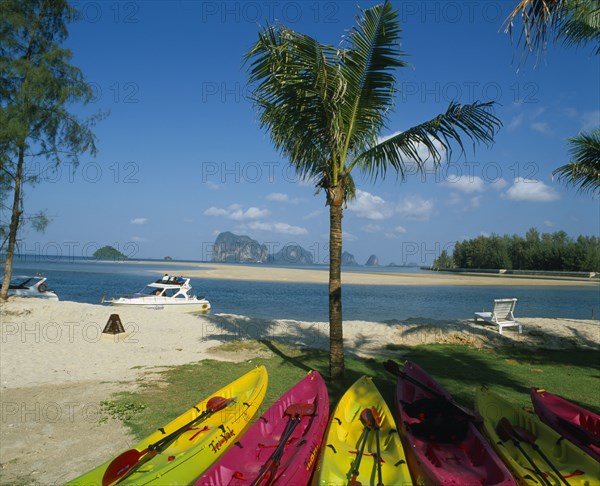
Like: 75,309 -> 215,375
505,0 -> 599,196
244,1 -> 501,381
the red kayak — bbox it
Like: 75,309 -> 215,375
531,387 -> 600,462
195,370 -> 329,485
393,361 -> 516,485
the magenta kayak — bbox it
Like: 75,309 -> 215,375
531,387 -> 600,462
195,370 -> 329,486
394,361 -> 516,485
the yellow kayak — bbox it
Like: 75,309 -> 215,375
66,366 -> 268,486
313,375 -> 413,486
475,387 -> 600,485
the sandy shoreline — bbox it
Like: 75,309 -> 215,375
90,259 -> 598,286
1,297 -> 598,484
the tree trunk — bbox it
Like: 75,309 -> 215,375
328,184 -> 344,382
0,145 -> 24,301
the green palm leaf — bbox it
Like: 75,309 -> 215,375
338,1 -> 408,165
351,101 -> 501,180
553,129 -> 600,195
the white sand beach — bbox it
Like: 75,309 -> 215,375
1,297 -> 598,484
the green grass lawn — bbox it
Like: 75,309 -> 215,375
103,340 -> 599,440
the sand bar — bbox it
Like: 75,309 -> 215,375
87,260 -> 598,286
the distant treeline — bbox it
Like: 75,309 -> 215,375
434,228 -> 600,272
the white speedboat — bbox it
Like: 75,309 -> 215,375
105,276 -> 210,313
2,275 -> 59,300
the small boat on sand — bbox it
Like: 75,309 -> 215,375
2,274 -> 59,300
104,275 -> 210,313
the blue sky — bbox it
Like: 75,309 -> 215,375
19,1 -> 600,265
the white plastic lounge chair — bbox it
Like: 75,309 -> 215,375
474,298 -> 522,335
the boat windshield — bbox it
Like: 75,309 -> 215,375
8,277 -> 35,289
139,286 -> 163,296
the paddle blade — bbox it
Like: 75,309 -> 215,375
383,359 -> 402,376
360,408 -> 376,428
285,402 -> 315,417
496,417 -> 515,442
512,425 -> 537,445
371,407 -> 382,428
206,396 -> 234,412
102,448 -> 150,486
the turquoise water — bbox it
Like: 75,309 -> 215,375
7,256 -> 599,321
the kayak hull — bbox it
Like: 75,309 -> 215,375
476,386 -> 600,485
395,362 -> 516,485
196,370 -> 329,486
313,375 -> 413,486
531,387 -> 600,462
66,366 -> 268,486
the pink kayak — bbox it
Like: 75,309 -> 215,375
531,387 -> 600,462
195,370 -> 329,486
393,361 -> 516,485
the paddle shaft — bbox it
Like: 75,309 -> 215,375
510,438 -> 552,486
530,442 -> 571,486
349,426 -> 371,486
251,416 -> 301,486
374,425 -> 383,486
105,397 -> 233,486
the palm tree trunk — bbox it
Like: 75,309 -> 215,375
0,144 -> 24,301
328,185 -> 344,382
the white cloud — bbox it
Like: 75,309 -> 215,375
183,218 -> 194,223
130,235 -> 148,242
531,121 -> 552,135
444,175 -> 485,194
266,192 -> 289,202
581,111 -> 600,131
470,196 -> 482,209
205,181 -> 221,190
361,224 -> 383,233
505,178 -> 560,202
544,220 -> 556,228
204,204 -> 270,221
303,210 -> 322,220
243,221 -> 308,235
342,231 -> 358,241
385,225 -> 407,239
396,196 -> 434,220
130,218 -> 148,225
348,190 -> 394,220
507,113 -> 525,131
490,178 -> 508,190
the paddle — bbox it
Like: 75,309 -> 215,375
512,425 -> 571,486
349,408 -> 377,486
371,407 -> 384,486
102,396 -> 234,486
383,360 -> 480,422
496,417 -> 551,486
250,402 -> 315,486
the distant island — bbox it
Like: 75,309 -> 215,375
164,256 -> 173,261
93,245 -> 127,260
211,232 -> 360,266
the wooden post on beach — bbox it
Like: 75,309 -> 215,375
103,314 -> 125,334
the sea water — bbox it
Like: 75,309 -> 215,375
6,256 -> 599,322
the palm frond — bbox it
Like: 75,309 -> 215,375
553,129 -> 600,195
337,0 -> 408,164
244,24 -> 342,181
559,0 -> 600,53
504,0 -> 600,60
351,101 -> 501,180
